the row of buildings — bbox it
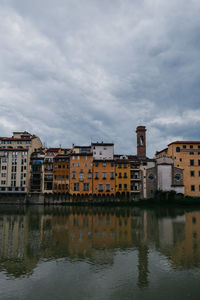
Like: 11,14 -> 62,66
0,126 -> 200,199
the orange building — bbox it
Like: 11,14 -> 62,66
69,153 -> 93,195
92,160 -> 115,195
53,154 -> 70,193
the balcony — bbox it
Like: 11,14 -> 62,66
131,176 -> 141,180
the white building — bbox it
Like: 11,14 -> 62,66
91,143 -> 114,160
0,132 -> 43,193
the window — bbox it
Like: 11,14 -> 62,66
176,147 -> 180,152
110,172 -> 114,179
88,173 -> 92,179
1,181 -> 6,185
119,184 -> 122,190
77,163 -> 80,167
83,183 -> 89,191
192,217 -> 196,224
85,155 -> 87,160
98,184 -> 103,192
190,145 -> 193,149
111,162 -> 114,167
102,172 -> 106,179
199,171 -> 200,177
198,160 -> 200,166
124,184 -> 127,190
11,173 -> 16,180
190,152 -> 194,155
119,172 -> 122,178
73,183 -> 79,191
183,145 -> 186,149
84,162 -> 87,167
199,185 -> 200,192
190,171 -> 195,177
118,164 -> 121,168
99,151 -> 102,155
2,165 -> 6,170
190,160 -> 194,166
175,174 -> 181,181
72,156 -> 75,160
106,184 -> 110,192
124,172 -> 127,178
95,172 -> 99,179
95,162 -> 98,167
180,158 -> 182,162
79,173 -> 84,180
191,185 -> 195,192
1,173 -> 6,177
102,162 -> 106,166
77,156 -> 80,160
124,164 -> 127,168
72,173 -> 76,179
148,174 -> 154,180
72,163 -> 75,167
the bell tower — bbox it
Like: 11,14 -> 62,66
136,126 -> 146,158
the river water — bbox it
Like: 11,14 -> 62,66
0,205 -> 200,300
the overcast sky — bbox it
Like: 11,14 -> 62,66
0,0 -> 200,156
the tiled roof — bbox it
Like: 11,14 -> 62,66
168,141 -> 200,146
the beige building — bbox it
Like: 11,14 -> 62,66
0,132 -> 43,193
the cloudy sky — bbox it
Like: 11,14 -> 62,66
0,0 -> 200,156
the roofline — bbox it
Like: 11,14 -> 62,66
156,148 -> 168,155
91,143 -> 114,146
168,141 -> 200,146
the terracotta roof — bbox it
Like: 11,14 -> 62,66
0,148 -> 28,151
168,141 -> 200,146
91,142 -> 114,146
73,145 -> 90,148
156,148 -> 168,155
71,152 -> 93,156
0,137 -> 31,141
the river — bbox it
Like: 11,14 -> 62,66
0,205 -> 200,299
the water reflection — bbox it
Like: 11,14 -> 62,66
0,205 -> 200,286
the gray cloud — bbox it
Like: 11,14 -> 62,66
0,0 -> 200,156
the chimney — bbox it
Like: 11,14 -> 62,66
136,126 -> 146,158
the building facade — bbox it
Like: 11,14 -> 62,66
0,132 -> 43,193
69,153 -> 93,195
156,141 -> 200,196
92,160 -> 115,195
115,156 -> 131,197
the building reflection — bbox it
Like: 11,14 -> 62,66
0,206 -> 200,285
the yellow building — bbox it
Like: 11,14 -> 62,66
115,157 -> 131,197
156,141 -> 200,196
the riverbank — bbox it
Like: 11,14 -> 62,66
0,191 -> 200,206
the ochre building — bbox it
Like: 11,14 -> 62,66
92,160 -> 115,195
156,141 -> 200,196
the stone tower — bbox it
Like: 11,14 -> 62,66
136,126 -> 146,158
